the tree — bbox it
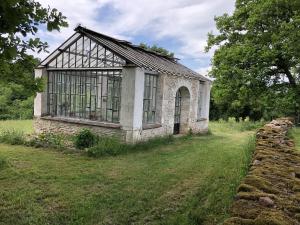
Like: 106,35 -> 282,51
206,0 -> 300,122
0,0 -> 68,61
0,55 -> 43,119
0,0 -> 67,119
139,43 -> 175,58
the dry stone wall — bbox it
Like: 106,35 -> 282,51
224,118 -> 300,225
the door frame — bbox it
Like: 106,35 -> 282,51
173,89 -> 182,134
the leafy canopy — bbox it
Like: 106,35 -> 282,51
0,0 -> 67,119
0,0 -> 68,60
207,0 -> 300,121
139,43 -> 175,58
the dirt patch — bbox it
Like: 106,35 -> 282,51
224,118 -> 300,225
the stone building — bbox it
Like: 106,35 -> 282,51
34,26 -> 212,143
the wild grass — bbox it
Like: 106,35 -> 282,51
0,120 -> 256,225
86,135 -> 175,157
215,117 -> 265,132
0,129 -> 25,145
291,127 -> 300,151
26,132 -> 67,150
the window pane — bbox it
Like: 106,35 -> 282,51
47,70 -> 122,123
46,35 -> 126,69
143,74 -> 158,124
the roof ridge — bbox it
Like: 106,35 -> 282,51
75,25 -> 178,62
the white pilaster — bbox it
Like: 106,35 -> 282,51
204,81 -> 212,120
34,68 -> 48,117
120,66 -> 145,142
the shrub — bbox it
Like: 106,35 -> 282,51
86,137 -> 125,157
74,129 -> 97,149
0,129 -> 25,145
26,132 -> 65,149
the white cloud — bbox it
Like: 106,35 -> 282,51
196,66 -> 212,76
34,0 -> 235,70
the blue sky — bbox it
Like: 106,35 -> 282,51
35,0 -> 235,75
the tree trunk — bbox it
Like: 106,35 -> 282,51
283,67 -> 297,88
283,67 -> 300,125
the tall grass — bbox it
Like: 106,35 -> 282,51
240,134 -> 256,176
26,132 -> 66,149
0,129 -> 25,145
86,135 -> 175,157
214,117 -> 265,132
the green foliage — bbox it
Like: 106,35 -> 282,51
86,135 -> 175,158
26,132 -> 65,149
86,137 -> 126,157
0,55 -> 44,120
0,1 -> 67,120
0,0 -> 68,61
207,0 -> 300,121
139,43 -> 175,58
241,135 -> 256,176
0,85 -> 34,120
74,129 -> 97,150
0,129 -> 25,145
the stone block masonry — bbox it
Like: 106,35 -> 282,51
34,117 -> 126,141
224,118 -> 300,225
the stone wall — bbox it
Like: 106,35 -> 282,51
157,73 -> 210,135
34,67 -> 211,143
224,118 -> 300,225
34,117 -> 126,140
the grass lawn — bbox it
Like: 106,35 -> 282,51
292,127 -> 300,151
0,120 -> 255,225
0,120 -> 33,134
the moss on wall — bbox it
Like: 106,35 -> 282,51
224,118 -> 300,225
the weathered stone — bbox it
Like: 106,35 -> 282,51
34,117 -> 126,141
224,118 -> 300,225
34,71 -> 212,143
253,160 -> 261,166
259,196 -> 274,207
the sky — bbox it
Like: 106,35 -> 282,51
35,0 -> 235,75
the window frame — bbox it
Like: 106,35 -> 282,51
46,69 -> 122,123
143,73 -> 158,124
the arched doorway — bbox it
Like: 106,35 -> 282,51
173,86 -> 190,134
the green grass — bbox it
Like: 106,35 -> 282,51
0,120 -> 255,225
0,120 -> 33,134
291,127 -> 300,151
